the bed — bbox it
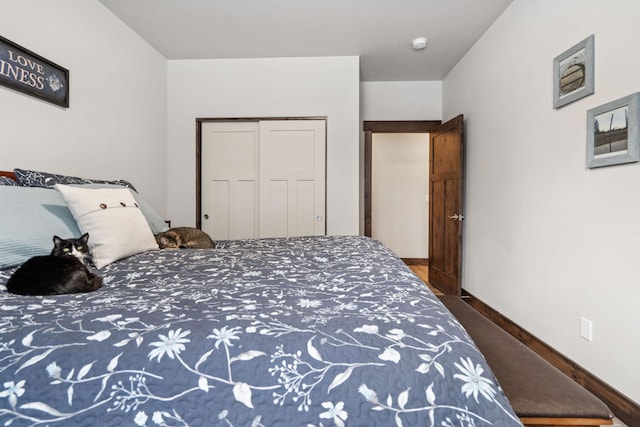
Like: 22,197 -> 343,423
0,168 -> 522,427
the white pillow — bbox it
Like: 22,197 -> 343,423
55,184 -> 158,268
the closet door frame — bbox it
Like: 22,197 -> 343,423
196,116 -> 327,231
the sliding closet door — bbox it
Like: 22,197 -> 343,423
200,119 -> 326,240
201,122 -> 260,240
259,120 -> 326,238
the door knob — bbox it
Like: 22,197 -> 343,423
448,214 -> 464,221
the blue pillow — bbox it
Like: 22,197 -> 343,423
68,184 -> 169,234
0,186 -> 82,269
14,168 -> 137,192
0,176 -> 18,186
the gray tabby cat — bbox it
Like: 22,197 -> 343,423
155,227 -> 216,249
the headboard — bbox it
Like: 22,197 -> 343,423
0,170 -> 16,180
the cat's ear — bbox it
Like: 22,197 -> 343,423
53,236 -> 62,245
80,233 -> 90,244
157,236 -> 176,248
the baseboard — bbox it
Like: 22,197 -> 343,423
461,289 -> 640,427
401,257 -> 428,265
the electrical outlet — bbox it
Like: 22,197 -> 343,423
580,317 -> 593,342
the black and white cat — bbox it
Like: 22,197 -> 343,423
6,233 -> 103,296
51,233 -> 95,268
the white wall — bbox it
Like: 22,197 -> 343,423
444,0 -> 640,403
166,57 -> 360,235
0,0 -> 167,215
361,81 -> 442,120
372,133 -> 429,258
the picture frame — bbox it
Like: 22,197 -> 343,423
0,35 -> 69,108
587,92 -> 640,169
553,35 -> 594,109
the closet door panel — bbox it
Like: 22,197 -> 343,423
201,122 -> 260,240
295,180 -> 316,236
259,120 -> 326,238
208,180 -> 230,240
265,180 -> 289,238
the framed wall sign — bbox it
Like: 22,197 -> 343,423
553,35 -> 594,109
0,35 -> 69,108
587,92 -> 640,169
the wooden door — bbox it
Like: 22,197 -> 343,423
428,115 -> 464,295
259,120 -> 326,238
201,122 -> 260,240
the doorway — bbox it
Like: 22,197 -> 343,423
364,117 -> 465,296
364,120 -> 441,264
372,133 -> 429,261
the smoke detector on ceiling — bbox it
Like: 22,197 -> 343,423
412,37 -> 428,50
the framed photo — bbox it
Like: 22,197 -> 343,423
553,35 -> 594,109
0,35 -> 69,108
587,92 -> 640,168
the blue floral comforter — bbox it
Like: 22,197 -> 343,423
0,236 -> 521,427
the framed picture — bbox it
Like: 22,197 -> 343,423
553,35 -> 594,109
0,35 -> 69,108
587,92 -> 640,168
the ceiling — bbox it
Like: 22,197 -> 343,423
98,0 -> 513,82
